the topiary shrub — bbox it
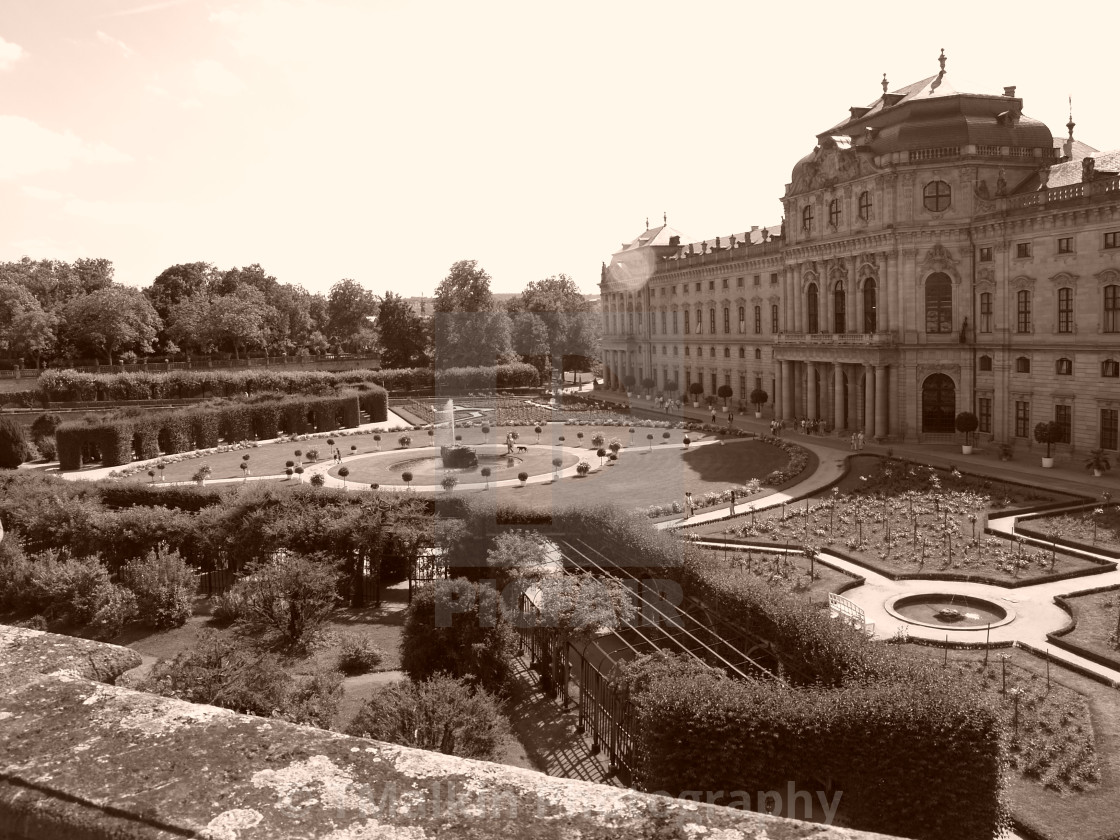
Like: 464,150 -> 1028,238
336,632 -> 384,675
119,550 -> 196,629
345,674 -> 509,761
0,417 -> 35,469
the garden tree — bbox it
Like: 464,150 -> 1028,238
717,384 -> 733,406
140,631 -> 342,728
956,411 -> 979,447
118,550 -> 196,629
0,281 -> 57,364
71,258 -> 116,296
306,329 -> 330,356
431,259 -> 515,367
509,310 -> 550,374
224,550 -> 341,650
0,418 -> 34,468
345,675 -> 510,761
400,578 -> 516,694
165,293 -> 216,355
264,283 -> 316,356
210,285 -> 277,359
485,530 -> 552,588
327,278 -> 379,353
209,263 -> 279,298
61,284 -> 162,364
507,274 -> 596,378
375,290 -> 430,368
1034,421 -> 1063,459
144,262 -> 217,323
0,257 -> 104,314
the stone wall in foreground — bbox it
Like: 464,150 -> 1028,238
0,625 -> 901,840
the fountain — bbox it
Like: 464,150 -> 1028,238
436,397 -> 477,468
885,594 -> 1015,630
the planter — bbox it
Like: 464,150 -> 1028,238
692,401 -> 699,408
961,445 -> 973,455
1093,468 -> 1103,477
754,411 -> 762,419
1041,457 -> 1054,469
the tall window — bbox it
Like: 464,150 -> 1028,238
709,308 -> 716,335
684,310 -> 690,334
806,283 -> 819,333
1105,285 -> 1120,333
754,305 -> 762,334
672,311 -> 678,334
1055,405 -> 1072,444
980,292 -> 992,333
863,279 -> 877,332
738,306 -> 745,333
660,311 -> 666,333
1058,288 -> 1073,333
738,347 -> 745,359
925,273 -> 953,333
829,198 -> 841,227
1015,401 -> 1030,438
1102,409 -> 1119,450
710,373 -> 717,394
979,355 -> 993,371
696,309 -> 703,334
723,307 -> 730,334
771,304 -> 779,333
923,180 -> 952,212
978,397 -> 992,433
802,205 -> 814,233
628,312 -> 633,333
858,191 -> 872,221
723,347 -> 730,358
755,348 -> 762,360
833,280 -> 846,333
1016,290 -> 1032,333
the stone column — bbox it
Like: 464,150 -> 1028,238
806,362 -> 818,420
781,360 -> 793,420
864,363 -> 875,436
875,364 -> 888,439
833,363 -> 845,430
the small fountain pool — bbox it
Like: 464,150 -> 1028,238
885,594 -> 1015,630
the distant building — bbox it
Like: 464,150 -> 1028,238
600,51 -> 1120,454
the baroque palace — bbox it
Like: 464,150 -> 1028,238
599,51 -> 1120,454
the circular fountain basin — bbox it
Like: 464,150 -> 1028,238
388,451 -> 524,480
885,594 -> 1015,631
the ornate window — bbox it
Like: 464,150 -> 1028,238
1056,358 -> 1073,375
771,304 -> 779,333
833,280 -> 846,333
709,308 -> 716,335
828,198 -> 841,227
754,305 -> 762,334
684,310 -> 690,335
1058,288 -> 1073,333
925,273 -> 953,333
696,308 -> 703,334
1016,290 -> 1032,333
738,306 -> 745,333
980,292 -> 992,333
863,279 -> 877,333
1105,285 -> 1120,333
723,307 -> 730,334
979,355 -> 993,372
802,204 -> 814,233
672,311 -> 678,334
923,180 -> 951,212
806,283 -> 819,333
858,191 -> 872,220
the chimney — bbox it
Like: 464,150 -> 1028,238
1003,86 -> 1016,97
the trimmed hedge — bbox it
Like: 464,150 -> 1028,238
34,364 -> 536,405
55,393 -> 361,470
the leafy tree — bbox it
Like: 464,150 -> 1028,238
376,291 -> 429,368
119,550 -> 196,629
265,283 -> 316,355
62,285 -> 162,364
0,281 -> 57,364
433,259 -> 494,313
327,279 -> 379,353
0,418 -> 34,468
431,260 -> 514,367
225,550 -> 340,650
210,285 -> 276,359
209,263 -> 278,298
144,262 -> 216,322
346,675 -> 509,761
0,258 -> 89,314
165,293 -> 216,355
507,274 -> 596,378
400,578 -> 515,694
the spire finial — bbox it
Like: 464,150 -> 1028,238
881,72 -> 888,94
1067,95 -> 1075,139
645,216 -> 649,230
663,211 -> 667,225
938,48 -> 946,72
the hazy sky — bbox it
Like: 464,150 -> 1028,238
2,0 -> 1119,298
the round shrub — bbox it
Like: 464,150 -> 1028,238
336,632 -> 384,675
0,418 -> 34,469
119,550 -> 196,629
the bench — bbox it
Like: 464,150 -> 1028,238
828,593 -> 875,637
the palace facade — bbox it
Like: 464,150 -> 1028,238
599,52 -> 1120,455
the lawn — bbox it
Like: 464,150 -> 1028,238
716,455 -> 1099,585
1056,589 -> 1120,671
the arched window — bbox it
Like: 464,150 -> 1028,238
979,355 -> 993,372
802,205 -> 814,233
738,306 -> 745,332
1016,356 -> 1031,373
858,191 -> 872,220
754,305 -> 762,334
695,308 -> 703,334
1016,290 -> 1032,333
755,348 -> 762,360
723,307 -> 730,334
833,280 -> 846,333
806,283 -> 819,333
923,180 -> 952,212
828,198 -> 841,227
925,273 -> 953,333
862,278 -> 877,333
723,347 -> 731,358
683,310 -> 690,335
1105,285 -> 1120,333
709,308 -> 716,334
1056,358 -> 1073,375
921,373 -> 956,433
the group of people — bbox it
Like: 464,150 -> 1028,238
849,431 -> 866,451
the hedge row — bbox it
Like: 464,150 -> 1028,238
450,499 -> 1006,840
55,393 -> 361,470
34,363 -> 537,402
618,654 -> 1005,840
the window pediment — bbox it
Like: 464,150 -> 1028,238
920,243 -> 962,285
1010,275 -> 1036,293
1049,271 -> 1079,287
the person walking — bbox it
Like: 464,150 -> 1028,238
684,491 -> 693,519
711,409 -> 717,424
850,432 -> 857,451
857,430 -> 865,450
727,411 -> 734,426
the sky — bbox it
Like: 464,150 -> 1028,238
2,0 -> 1120,300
